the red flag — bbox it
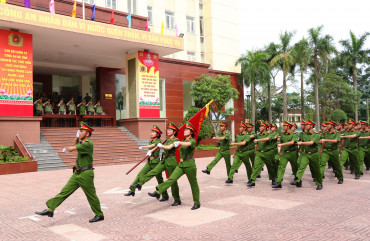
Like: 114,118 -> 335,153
175,100 -> 213,164
145,17 -> 149,31
110,11 -> 114,24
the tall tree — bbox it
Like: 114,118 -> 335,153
308,26 -> 334,130
293,38 -> 311,120
264,43 -> 280,122
236,51 -> 270,130
270,31 -> 296,121
339,31 -> 370,122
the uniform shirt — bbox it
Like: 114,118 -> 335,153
76,138 -> 93,168
256,132 -> 275,151
180,137 -> 196,159
58,103 -> 66,112
44,104 -> 52,113
96,106 -> 103,114
79,105 -> 86,115
301,131 -> 320,153
342,131 -> 360,149
163,138 -> 179,157
87,104 -> 94,112
68,103 -> 76,111
149,139 -> 161,157
246,133 -> 256,150
359,131 -> 370,147
269,131 -> 279,149
280,131 -> 298,152
235,133 -> 251,152
320,131 -> 340,150
35,102 -> 43,111
218,130 -> 230,150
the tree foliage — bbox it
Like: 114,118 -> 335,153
330,109 -> 348,123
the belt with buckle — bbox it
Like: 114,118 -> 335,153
258,148 -> 274,153
304,150 -> 318,154
179,156 -> 194,162
237,148 -> 253,153
73,165 -> 93,174
162,153 -> 175,159
148,154 -> 160,161
347,147 -> 358,150
325,148 -> 338,151
220,148 -> 230,152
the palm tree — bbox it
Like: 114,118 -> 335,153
339,31 -> 370,122
236,51 -> 270,129
264,43 -> 280,122
270,31 -> 296,121
293,38 -> 311,120
308,26 -> 335,130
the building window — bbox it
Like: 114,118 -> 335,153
183,80 -> 194,117
83,0 -> 95,4
187,16 -> 195,33
187,52 -> 195,62
165,11 -> 175,29
106,0 -> 117,10
147,6 -> 153,25
127,0 -> 136,14
199,16 -> 204,36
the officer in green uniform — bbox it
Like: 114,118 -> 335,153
124,125 -> 168,200
149,122 -> 201,210
67,99 -> 76,127
273,121 -> 298,188
226,122 -> 255,183
94,101 -> 103,126
86,100 -> 95,126
270,123 -> 280,181
43,99 -> 53,127
336,122 -> 344,133
77,100 -> 86,116
202,122 -> 231,177
292,120 -> 322,190
36,122 -> 104,223
131,122 -> 181,206
359,121 -> 370,171
247,122 -> 277,187
340,120 -> 361,179
57,99 -> 66,127
319,120 -> 343,184
34,99 -> 43,116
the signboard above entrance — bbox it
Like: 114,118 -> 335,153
0,29 -> 33,116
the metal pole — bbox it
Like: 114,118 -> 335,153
82,0 -> 85,20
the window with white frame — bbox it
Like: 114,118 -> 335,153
106,0 -> 116,9
187,16 -> 195,33
127,0 -> 136,14
187,51 -> 195,62
165,11 -> 175,29
83,0 -> 95,4
147,6 -> 153,25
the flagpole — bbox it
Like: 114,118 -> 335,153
82,0 -> 85,20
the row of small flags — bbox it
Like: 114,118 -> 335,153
0,0 -> 178,35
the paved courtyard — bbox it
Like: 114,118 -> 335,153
1,157 -> 370,241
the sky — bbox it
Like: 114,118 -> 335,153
239,0 -> 370,93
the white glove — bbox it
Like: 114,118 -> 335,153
146,150 -> 152,157
157,143 -> 163,148
62,148 -> 69,153
76,130 -> 80,138
139,146 -> 143,150
174,141 -> 180,147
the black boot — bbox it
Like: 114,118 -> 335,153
296,181 -> 302,187
171,200 -> 181,206
159,197 -> 169,202
235,169 -> 238,173
272,179 -> 277,186
290,180 -> 298,185
130,183 -> 142,191
202,169 -> 210,175
247,181 -> 255,187
124,190 -> 135,196
337,179 -> 343,184
191,204 -> 201,210
256,174 -> 261,178
350,170 -> 354,174
148,191 -> 160,199
355,176 -> 360,179
316,185 -> 323,190
35,209 -> 53,217
89,216 -> 104,223
225,178 -> 233,184
272,183 -> 282,188
366,167 -> 370,171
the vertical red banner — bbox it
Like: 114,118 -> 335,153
137,51 -> 160,118
0,29 -> 33,116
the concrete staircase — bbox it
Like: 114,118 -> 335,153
40,127 -> 148,169
26,134 -> 67,171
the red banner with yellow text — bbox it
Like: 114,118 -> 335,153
0,29 -> 33,116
